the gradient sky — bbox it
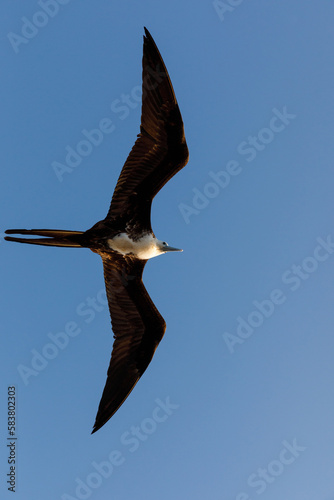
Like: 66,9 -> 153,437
1,1 -> 334,499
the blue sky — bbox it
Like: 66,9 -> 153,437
1,1 -> 334,499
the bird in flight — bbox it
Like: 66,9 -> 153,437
5,27 -> 189,433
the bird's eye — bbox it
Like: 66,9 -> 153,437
162,241 -> 168,246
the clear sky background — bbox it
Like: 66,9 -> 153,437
1,1 -> 334,499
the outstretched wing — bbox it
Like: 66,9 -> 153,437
105,27 -> 189,233
92,254 -> 166,433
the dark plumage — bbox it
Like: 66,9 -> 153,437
5,27 -> 189,433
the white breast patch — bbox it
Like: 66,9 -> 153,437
107,233 -> 161,260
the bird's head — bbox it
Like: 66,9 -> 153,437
157,239 -> 183,255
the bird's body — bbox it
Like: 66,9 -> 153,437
5,28 -> 189,433
107,233 -> 174,260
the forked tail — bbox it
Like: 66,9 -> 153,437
4,229 -> 85,248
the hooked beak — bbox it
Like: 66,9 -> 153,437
164,246 -> 183,252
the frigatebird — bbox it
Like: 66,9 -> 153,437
5,28 -> 189,433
